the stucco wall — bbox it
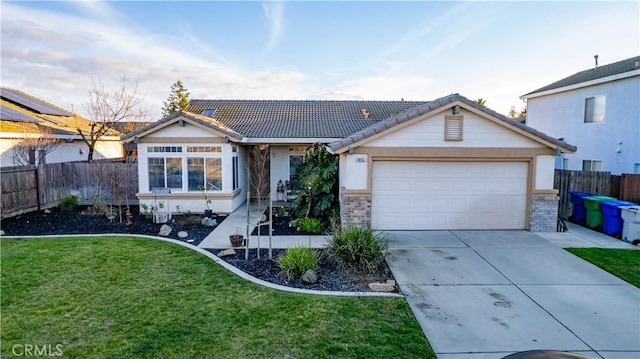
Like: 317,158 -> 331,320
526,75 -> 640,174
366,109 -> 543,148
135,118 -> 246,214
0,138 -> 122,166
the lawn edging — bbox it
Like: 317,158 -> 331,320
2,234 -> 403,298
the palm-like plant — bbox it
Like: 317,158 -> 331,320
292,143 -> 339,220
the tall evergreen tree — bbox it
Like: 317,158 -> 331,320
162,80 -> 190,116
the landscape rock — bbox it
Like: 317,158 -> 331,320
201,217 -> 217,227
158,224 -> 172,236
301,269 -> 318,284
177,231 -> 188,238
0,230 -> 4,236
368,280 -> 396,292
44,209 -> 52,214
217,248 -> 236,257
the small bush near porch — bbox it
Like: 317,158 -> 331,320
1,236 -> 434,358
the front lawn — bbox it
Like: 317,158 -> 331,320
1,236 -> 433,358
566,248 -> 640,287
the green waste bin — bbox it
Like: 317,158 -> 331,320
583,196 -> 616,230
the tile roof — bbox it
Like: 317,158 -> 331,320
327,94 -> 577,153
121,111 -> 244,141
523,55 -> 640,97
186,99 -> 427,138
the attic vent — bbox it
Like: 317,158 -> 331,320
361,108 -> 370,119
201,109 -> 215,117
444,115 -> 463,141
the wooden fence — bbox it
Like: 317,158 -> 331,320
1,159 -> 138,219
554,170 -> 640,219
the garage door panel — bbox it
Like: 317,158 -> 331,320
371,161 -> 527,230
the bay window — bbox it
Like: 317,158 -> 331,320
147,145 -> 223,192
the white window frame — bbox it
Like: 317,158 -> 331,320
145,145 -> 224,192
584,95 -> 606,123
582,160 -> 602,172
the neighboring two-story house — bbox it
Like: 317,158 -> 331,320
521,55 -> 640,174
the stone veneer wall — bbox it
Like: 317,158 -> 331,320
339,192 -> 372,228
529,194 -> 559,232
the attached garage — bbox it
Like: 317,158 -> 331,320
329,94 -> 577,232
371,161 -> 528,230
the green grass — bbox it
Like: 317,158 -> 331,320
566,248 -> 640,287
1,236 -> 434,358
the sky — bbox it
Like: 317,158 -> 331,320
1,1 -> 639,120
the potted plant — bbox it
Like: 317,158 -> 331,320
198,185 -> 213,217
229,227 -> 245,247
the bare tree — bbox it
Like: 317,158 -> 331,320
11,126 -> 62,166
80,77 -> 147,161
246,145 -> 273,259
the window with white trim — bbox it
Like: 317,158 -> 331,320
232,156 -> 239,190
444,115 -> 463,141
584,95 -> 605,123
582,160 -> 602,171
146,145 -> 223,192
188,157 -> 222,191
148,157 -> 183,190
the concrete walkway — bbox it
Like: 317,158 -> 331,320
198,202 -> 329,249
384,226 -> 639,359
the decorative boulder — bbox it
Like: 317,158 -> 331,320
201,217 -> 217,227
301,269 -> 318,284
177,231 -> 188,238
368,280 -> 396,292
0,230 -> 4,236
44,209 -> 52,214
217,248 -> 236,258
158,224 -> 172,236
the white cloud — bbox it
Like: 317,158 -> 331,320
261,1 -> 284,52
322,75 -> 436,101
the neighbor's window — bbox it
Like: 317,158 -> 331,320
562,158 -> 569,170
584,95 -> 606,123
188,157 -> 222,191
444,115 -> 463,141
582,160 -> 602,172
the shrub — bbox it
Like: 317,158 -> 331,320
327,225 -> 387,274
58,195 -> 78,212
296,217 -> 324,234
291,143 -> 339,220
277,245 -> 320,280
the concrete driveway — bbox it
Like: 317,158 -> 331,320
384,229 -> 640,359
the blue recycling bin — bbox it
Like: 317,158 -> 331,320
569,191 -> 593,223
601,200 -> 637,237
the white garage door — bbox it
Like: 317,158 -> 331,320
371,161 -> 528,230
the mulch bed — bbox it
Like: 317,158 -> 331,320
208,248 -> 394,292
0,206 -> 223,247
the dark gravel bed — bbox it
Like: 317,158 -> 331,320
0,206 -> 223,247
207,248 -> 395,292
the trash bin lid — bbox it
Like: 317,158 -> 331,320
583,196 -> 616,203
